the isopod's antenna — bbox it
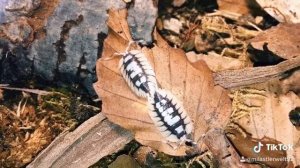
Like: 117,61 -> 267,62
102,40 -> 136,61
102,52 -> 124,61
125,40 -> 136,53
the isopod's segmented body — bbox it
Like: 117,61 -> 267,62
147,89 -> 194,143
119,50 -> 157,98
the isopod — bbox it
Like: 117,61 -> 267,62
118,42 -> 158,98
147,88 -> 194,146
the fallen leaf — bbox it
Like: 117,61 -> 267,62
249,23 -> 300,60
281,69 -> 300,95
226,83 -> 300,167
94,9 -> 232,156
226,128 -> 288,167
217,0 -> 254,16
186,51 -> 249,72
203,128 -> 261,168
256,0 -> 300,23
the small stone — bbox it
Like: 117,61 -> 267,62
108,155 -> 141,168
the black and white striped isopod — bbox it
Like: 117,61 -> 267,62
147,88 -> 194,144
118,44 -> 158,98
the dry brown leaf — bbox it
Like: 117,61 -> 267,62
281,69 -> 300,95
186,51 -> 248,72
217,0 -> 254,15
203,128 -> 261,168
249,23 -> 300,60
256,0 -> 300,23
226,83 -> 300,166
94,9 -> 232,156
226,128 -> 288,168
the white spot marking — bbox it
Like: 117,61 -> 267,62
124,55 -> 132,62
135,80 -> 141,86
166,107 -> 174,114
140,76 -> 146,83
165,115 -> 180,126
175,126 -> 184,134
158,106 -> 164,113
156,102 -> 161,109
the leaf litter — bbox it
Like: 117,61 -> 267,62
95,1 -> 300,167
94,9 -> 232,156
2,0 -> 300,167
0,88 -> 99,167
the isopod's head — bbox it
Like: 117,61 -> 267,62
118,50 -> 142,69
119,49 -> 157,99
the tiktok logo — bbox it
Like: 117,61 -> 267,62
253,142 -> 264,153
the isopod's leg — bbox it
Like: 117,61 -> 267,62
103,40 -> 136,61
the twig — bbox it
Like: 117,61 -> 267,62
27,113 -> 133,168
0,85 -> 50,95
213,56 -> 300,88
0,105 -> 24,123
207,10 -> 263,32
16,98 -> 28,118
